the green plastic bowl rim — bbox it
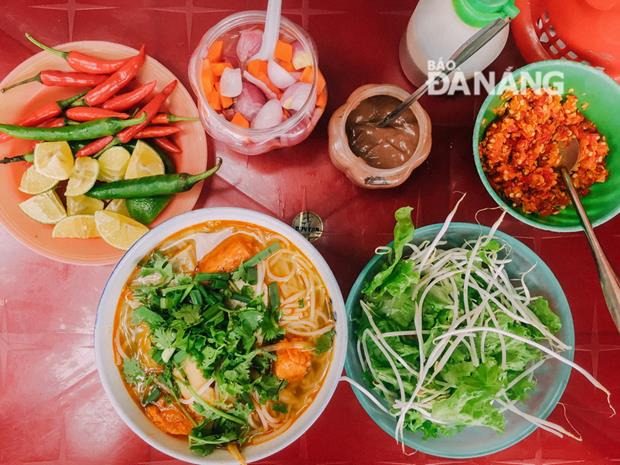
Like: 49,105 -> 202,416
472,59 -> 620,233
344,222 -> 575,458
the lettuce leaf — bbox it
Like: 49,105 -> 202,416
364,207 -> 415,295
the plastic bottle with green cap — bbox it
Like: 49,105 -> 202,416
399,0 -> 520,87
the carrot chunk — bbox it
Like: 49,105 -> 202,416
276,58 -> 295,72
316,70 -> 327,95
220,93 -> 233,109
231,112 -> 250,128
316,89 -> 327,108
201,59 -> 215,94
211,62 -> 233,77
274,40 -> 293,63
206,88 -> 221,111
213,82 -> 233,109
299,67 -> 326,95
299,66 -> 313,84
247,59 -> 268,78
207,40 -> 224,62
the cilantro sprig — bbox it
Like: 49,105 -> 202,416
123,248 -> 290,456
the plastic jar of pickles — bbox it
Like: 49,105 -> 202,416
188,11 -> 327,155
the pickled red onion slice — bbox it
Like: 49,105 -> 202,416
220,68 -> 243,98
292,41 -> 313,70
236,29 -> 263,63
281,82 -> 312,111
233,81 -> 266,121
252,99 -> 283,129
267,59 -> 296,89
243,71 -> 278,100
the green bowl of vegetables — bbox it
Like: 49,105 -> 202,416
344,211 -> 575,458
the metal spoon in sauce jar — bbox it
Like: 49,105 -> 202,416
559,138 -> 620,331
377,17 -> 511,128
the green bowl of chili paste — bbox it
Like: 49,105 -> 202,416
473,60 -> 620,232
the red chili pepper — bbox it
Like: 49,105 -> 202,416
153,137 -> 181,154
76,135 -> 114,157
0,90 -> 86,144
84,45 -> 146,107
134,125 -> 180,139
26,34 -> 128,74
1,71 -> 107,93
102,80 -> 156,111
66,107 -> 129,122
85,80 -> 178,155
151,113 -> 199,125
38,117 -> 66,128
117,80 -> 178,144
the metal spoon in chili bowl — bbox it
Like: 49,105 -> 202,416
559,137 -> 620,331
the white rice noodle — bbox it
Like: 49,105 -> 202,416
114,329 -> 128,361
248,411 -> 260,429
281,290 -> 305,306
284,324 -> 335,337
260,340 -> 313,352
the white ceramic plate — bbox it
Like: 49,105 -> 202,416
94,207 -> 347,464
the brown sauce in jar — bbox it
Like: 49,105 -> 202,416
345,95 -> 420,169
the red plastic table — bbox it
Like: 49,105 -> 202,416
1,1 -> 619,464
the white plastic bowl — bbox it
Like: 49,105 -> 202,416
95,207 -> 347,464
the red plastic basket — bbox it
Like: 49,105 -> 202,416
512,0 -> 620,82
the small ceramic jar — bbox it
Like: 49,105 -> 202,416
328,84 -> 432,189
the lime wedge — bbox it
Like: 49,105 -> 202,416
18,166 -> 59,194
105,199 -> 129,216
52,215 -> 99,239
19,190 -> 67,224
66,157 -> 99,196
125,141 -> 165,179
33,141 -> 74,180
97,146 -> 130,182
94,210 -> 149,250
66,195 -> 104,216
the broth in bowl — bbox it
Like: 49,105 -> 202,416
112,220 -> 335,462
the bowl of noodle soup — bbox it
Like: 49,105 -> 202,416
95,207 -> 346,464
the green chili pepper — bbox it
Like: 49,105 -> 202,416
87,158 -> 222,199
0,153 -> 33,164
0,113 -> 145,141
